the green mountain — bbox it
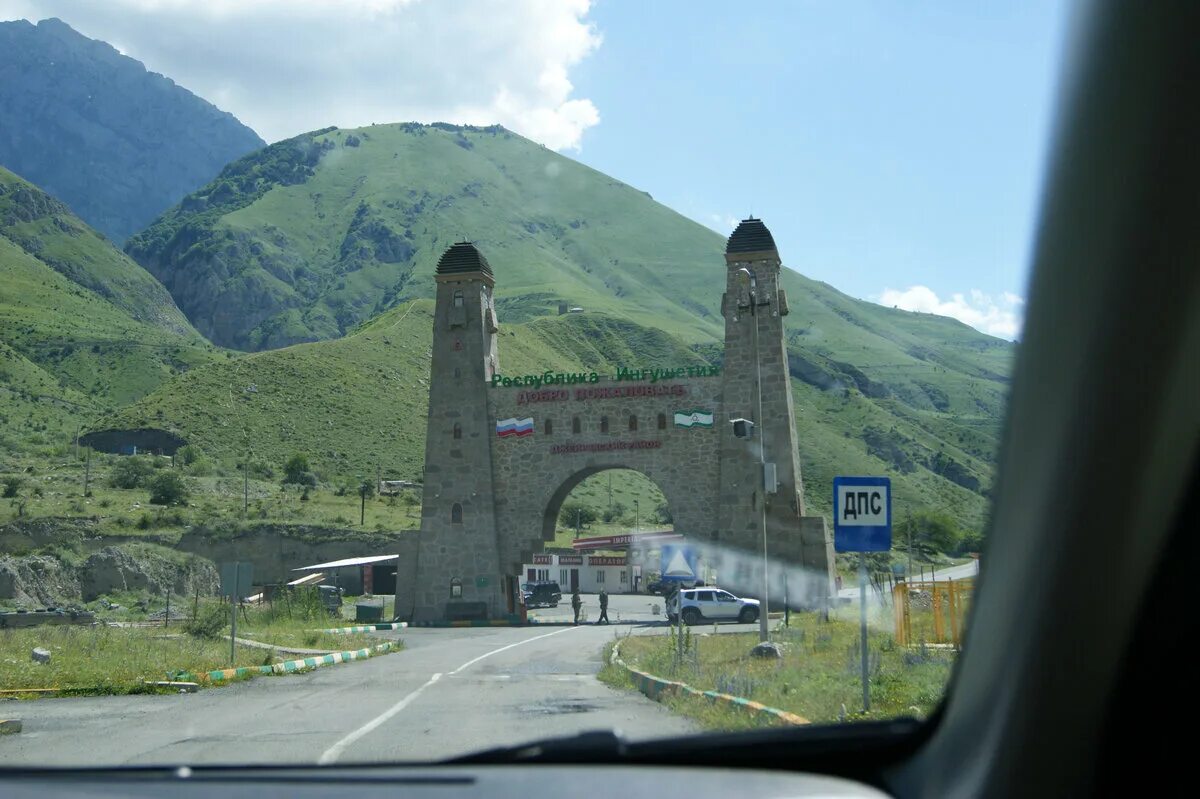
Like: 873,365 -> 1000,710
0,18 -> 265,244
126,123 -> 741,351
96,300 -> 1003,532
0,167 -> 219,440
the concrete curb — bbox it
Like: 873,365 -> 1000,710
182,641 -> 399,684
313,622 -> 408,634
610,640 -> 808,726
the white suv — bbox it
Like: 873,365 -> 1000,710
666,587 -> 760,625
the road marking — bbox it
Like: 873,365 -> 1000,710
318,626 -> 580,765
317,672 -> 442,765
448,626 -> 580,675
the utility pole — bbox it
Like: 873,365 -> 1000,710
83,447 -> 91,496
906,515 -> 913,584
634,500 -> 639,533
360,483 -> 367,526
575,508 -> 581,539
243,455 -> 249,516
737,266 -> 771,644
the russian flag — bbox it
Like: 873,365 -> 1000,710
496,417 -> 534,437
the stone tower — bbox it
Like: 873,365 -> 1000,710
717,219 -> 834,599
400,242 -> 506,622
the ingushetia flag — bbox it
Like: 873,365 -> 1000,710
673,409 -> 714,428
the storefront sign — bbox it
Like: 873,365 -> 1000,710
532,554 -> 552,564
558,555 -> 583,565
588,556 -> 626,566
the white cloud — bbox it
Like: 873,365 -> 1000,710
1,0 -> 602,149
877,285 -> 1024,340
704,213 -> 740,234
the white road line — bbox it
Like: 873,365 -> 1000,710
317,626 -> 581,765
317,672 -> 442,765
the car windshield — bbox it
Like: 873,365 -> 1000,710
0,0 -> 1062,770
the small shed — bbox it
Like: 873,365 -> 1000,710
292,554 -> 400,595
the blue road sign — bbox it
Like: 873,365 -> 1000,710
660,544 -> 699,582
833,476 -> 892,552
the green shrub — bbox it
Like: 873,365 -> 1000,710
1,476 -> 22,498
176,444 -> 203,466
283,453 -> 310,484
148,472 -> 189,506
185,602 -> 229,639
109,457 -> 155,489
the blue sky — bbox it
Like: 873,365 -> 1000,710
3,0 -> 1071,338
570,1 -> 1071,338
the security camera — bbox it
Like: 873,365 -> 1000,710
730,418 -> 755,439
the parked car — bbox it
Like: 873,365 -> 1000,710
521,580 -> 562,608
665,587 -> 759,625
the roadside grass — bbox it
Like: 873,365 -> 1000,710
191,597 -> 379,651
1,625 -> 274,694
608,611 -> 956,730
0,600 -> 394,694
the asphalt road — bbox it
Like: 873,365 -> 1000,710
1,595 -> 705,768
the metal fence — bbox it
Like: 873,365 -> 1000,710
892,578 -> 974,648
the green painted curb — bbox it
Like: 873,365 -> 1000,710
182,641 -> 399,684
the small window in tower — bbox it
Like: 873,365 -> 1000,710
453,423 -> 462,440
451,503 -> 463,524
453,290 -> 464,308
628,415 -> 638,431
600,416 -> 609,433
657,413 -> 667,430
545,418 -> 554,435
572,416 -> 581,434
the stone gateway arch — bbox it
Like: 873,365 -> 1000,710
396,218 -> 835,622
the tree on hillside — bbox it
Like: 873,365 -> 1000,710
282,453 -> 315,486
559,500 -> 598,529
655,501 -> 673,524
602,502 -> 626,523
896,510 -> 961,559
149,472 -> 189,506
109,456 -> 155,489
176,444 -> 203,466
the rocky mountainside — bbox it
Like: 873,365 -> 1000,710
0,17 -> 265,244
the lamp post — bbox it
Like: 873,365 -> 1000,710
736,266 -> 771,643
634,500 -> 639,533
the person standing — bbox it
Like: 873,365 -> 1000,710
596,587 -> 610,625
571,586 -> 582,625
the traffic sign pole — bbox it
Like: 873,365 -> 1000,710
860,555 -> 869,713
833,476 -> 891,716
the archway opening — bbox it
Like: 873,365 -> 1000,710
542,467 -> 672,547
538,466 -> 675,596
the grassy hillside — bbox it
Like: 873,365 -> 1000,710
0,167 -> 199,336
0,169 -> 220,454
126,123 -> 746,350
94,302 -> 997,533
